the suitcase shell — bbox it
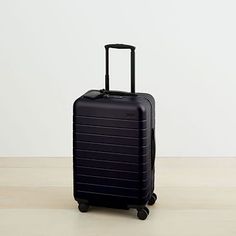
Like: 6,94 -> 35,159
73,90 -> 155,208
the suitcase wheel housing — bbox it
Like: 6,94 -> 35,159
137,207 -> 149,220
148,193 -> 157,206
78,203 -> 89,213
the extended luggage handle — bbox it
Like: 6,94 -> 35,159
105,44 -> 135,93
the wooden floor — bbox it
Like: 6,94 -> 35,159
0,157 -> 235,236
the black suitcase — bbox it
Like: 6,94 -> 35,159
73,44 -> 157,220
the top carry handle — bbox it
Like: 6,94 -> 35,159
105,44 -> 136,93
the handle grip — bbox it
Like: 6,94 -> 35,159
105,43 -> 135,93
100,89 -> 137,97
105,44 -> 135,50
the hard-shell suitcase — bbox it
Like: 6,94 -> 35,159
73,44 -> 157,220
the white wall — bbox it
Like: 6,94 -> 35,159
1,0 -> 236,157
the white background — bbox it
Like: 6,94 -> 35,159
0,0 -> 236,157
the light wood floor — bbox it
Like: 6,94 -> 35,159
0,157 -> 235,236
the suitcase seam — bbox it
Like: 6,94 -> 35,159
75,173 -> 149,182
74,148 -> 145,157
75,181 -> 140,190
76,165 -> 146,174
76,190 -> 139,199
74,140 -> 148,148
74,132 -> 146,140
74,123 -> 146,131
75,182 -> 152,192
76,189 -> 151,200
74,157 -> 140,166
74,115 -> 146,122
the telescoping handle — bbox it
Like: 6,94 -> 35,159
105,44 -> 136,93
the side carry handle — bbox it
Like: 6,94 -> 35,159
151,129 -> 156,169
105,44 -> 135,93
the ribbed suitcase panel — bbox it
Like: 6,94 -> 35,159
74,115 -> 147,129
75,182 -> 150,198
74,124 -> 146,138
74,132 -> 147,146
75,165 -> 142,180
73,149 -> 143,164
74,158 -> 146,172
74,141 -> 148,155
74,174 -> 149,189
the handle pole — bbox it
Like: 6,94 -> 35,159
105,48 -> 109,90
131,49 -> 135,93
105,44 -> 136,93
